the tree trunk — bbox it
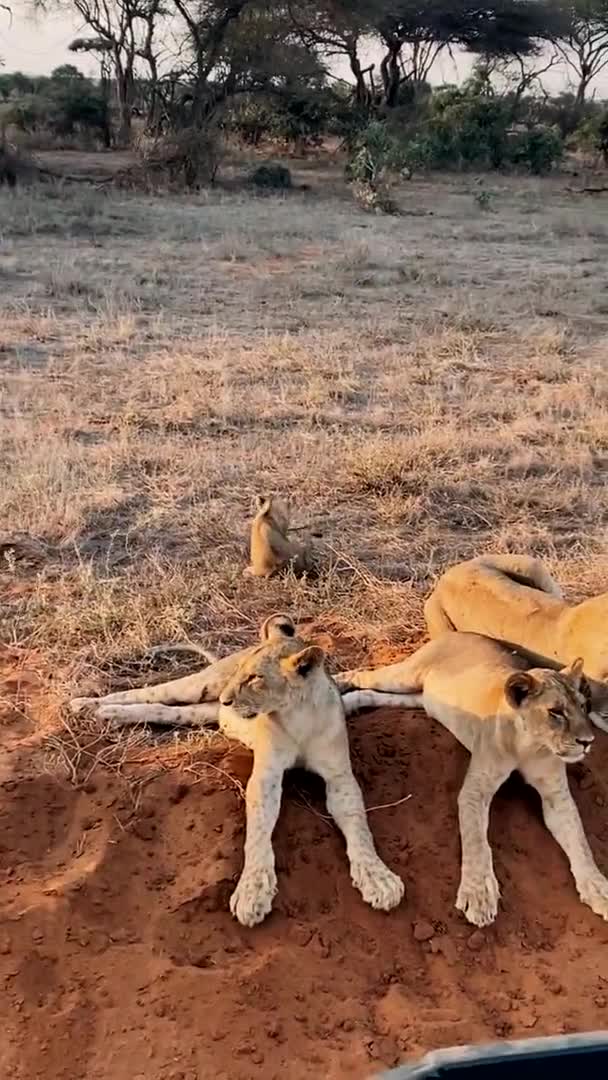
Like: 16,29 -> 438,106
575,61 -> 592,110
349,50 -> 369,108
114,57 -> 133,148
380,43 -> 401,108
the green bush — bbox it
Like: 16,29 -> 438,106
508,127 -> 563,174
228,99 -> 275,145
416,85 -> 512,169
371,84 -> 564,175
1,66 -> 109,146
345,120 -> 410,185
571,110 -> 608,163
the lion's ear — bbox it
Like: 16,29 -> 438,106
561,657 -> 585,689
255,495 -> 272,514
504,671 -> 539,709
281,646 -> 324,678
260,613 -> 296,642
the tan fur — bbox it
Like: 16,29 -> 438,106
424,554 -> 608,732
70,616 -> 404,927
337,632 -> 608,927
244,495 -> 313,578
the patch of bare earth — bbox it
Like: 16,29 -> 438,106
1,165 -> 608,1079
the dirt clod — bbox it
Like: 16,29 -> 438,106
413,920 -> 435,942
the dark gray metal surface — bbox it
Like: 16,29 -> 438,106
376,1030 -> 608,1078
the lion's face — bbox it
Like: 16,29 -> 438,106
505,659 -> 594,763
219,616 -> 324,719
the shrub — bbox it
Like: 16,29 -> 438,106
571,110 -> 608,164
417,86 -> 512,169
134,126 -> 223,189
249,162 -> 292,189
508,127 -> 563,174
228,99 -> 275,146
370,85 -> 563,175
0,67 -> 110,149
345,120 -> 409,185
0,141 -> 39,186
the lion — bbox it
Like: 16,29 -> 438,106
423,554 -> 608,731
336,631 -> 608,928
70,615 -> 404,928
244,495 -> 315,578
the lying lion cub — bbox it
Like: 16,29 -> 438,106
244,495 -> 314,578
336,632 -> 608,927
425,554 -> 608,730
70,616 -> 404,927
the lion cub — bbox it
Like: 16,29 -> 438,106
71,616 -> 404,927
424,554 -> 608,730
337,632 -> 608,928
244,495 -> 314,578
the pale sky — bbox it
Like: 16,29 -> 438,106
1,4 -> 605,98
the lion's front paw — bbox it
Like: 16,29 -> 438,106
334,671 -> 357,692
230,866 -> 277,927
578,872 -> 608,920
96,705 -> 134,726
456,869 -> 500,927
69,697 -> 96,715
351,858 -> 405,911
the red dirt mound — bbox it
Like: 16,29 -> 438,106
1,671 -> 608,1079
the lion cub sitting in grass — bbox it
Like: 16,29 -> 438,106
244,495 -> 317,578
425,554 -> 608,731
70,615 -> 404,927
336,632 -> 608,928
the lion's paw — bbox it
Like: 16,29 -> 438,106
96,705 -> 134,726
69,697 -> 96,716
230,866 -> 277,927
456,870 -> 500,927
334,671 -> 357,692
578,872 -> 608,921
351,858 -> 405,911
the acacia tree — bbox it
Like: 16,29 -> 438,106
61,0 -> 166,145
287,2 -> 378,107
289,1 -> 567,110
554,1 -> 608,106
372,1 -> 567,108
474,48 -> 562,112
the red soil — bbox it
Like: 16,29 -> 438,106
1,651 -> 608,1080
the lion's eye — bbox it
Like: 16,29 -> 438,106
245,675 -> 263,688
549,709 -> 565,723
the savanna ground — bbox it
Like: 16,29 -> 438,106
1,152 -> 608,1080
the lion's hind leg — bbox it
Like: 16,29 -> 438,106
424,589 -> 456,638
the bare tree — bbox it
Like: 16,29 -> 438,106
287,2 -> 376,108
64,0 -> 163,145
553,1 -> 608,106
480,48 -> 562,109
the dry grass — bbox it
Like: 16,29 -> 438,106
2,160 -> 608,747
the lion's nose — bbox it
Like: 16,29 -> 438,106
576,734 -> 594,748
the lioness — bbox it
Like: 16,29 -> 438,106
70,616 -> 404,927
424,554 -> 608,730
336,632 -> 608,927
244,495 -> 313,578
